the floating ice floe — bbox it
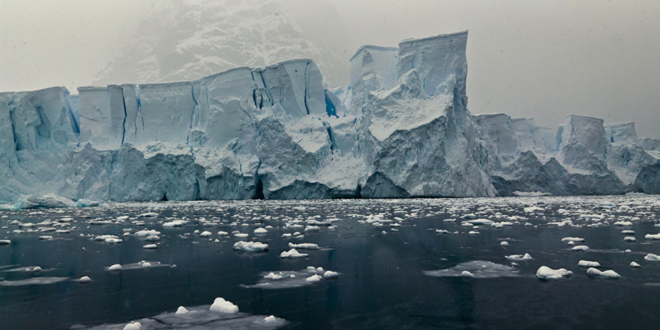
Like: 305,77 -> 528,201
561,237 -> 585,243
242,267 -> 340,289
536,266 -> 572,279
280,249 -> 308,258
500,241 -> 509,246
254,228 -> 268,234
234,233 -> 248,238
578,260 -> 600,267
175,306 -> 188,314
233,241 -> 268,252
644,253 -> 660,261
123,322 -> 141,330
644,233 -> 660,240
79,276 -> 92,283
586,268 -> 621,278
108,264 -> 122,271
624,237 -> 636,242
614,221 -> 633,226
505,253 -> 533,261
135,229 -> 161,237
75,304 -> 287,329
210,297 -> 239,314
630,261 -> 641,267
0,277 -> 69,286
143,244 -> 157,249
571,245 -> 589,251
622,230 -> 635,235
424,261 -> 520,278
288,242 -> 319,250
162,220 -> 188,227
0,240 -> 11,245
200,231 -> 212,237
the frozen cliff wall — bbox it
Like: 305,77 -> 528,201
2,30 -> 660,204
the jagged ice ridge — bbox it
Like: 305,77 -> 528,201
1,30 -> 660,205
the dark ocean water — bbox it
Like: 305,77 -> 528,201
1,196 -> 660,329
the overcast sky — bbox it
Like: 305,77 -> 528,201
1,0 -> 659,138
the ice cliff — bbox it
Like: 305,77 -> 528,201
1,31 -> 659,204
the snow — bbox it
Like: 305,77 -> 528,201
232,241 -> 268,252
536,266 -> 572,280
209,297 -> 239,314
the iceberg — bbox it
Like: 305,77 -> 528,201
1,30 -> 659,204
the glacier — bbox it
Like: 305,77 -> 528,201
1,30 -> 659,205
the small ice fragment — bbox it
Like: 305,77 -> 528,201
200,231 -> 212,237
630,261 -> 641,267
233,233 -> 248,238
324,270 -> 339,278
254,228 -> 267,234
175,306 -> 188,314
218,231 -> 228,236
143,244 -> 157,249
140,261 -> 151,268
79,276 -> 91,283
264,272 -> 283,280
305,274 -> 322,282
625,249 -> 631,253
0,240 -> 10,245
586,268 -> 621,278
209,297 -> 239,313
561,237 -> 585,242
31,266 -> 42,273
536,266 -> 572,279
645,233 -> 660,240
578,260 -> 600,267
39,236 -> 53,240
644,253 -> 660,261
288,242 -> 319,250
145,235 -> 160,241
280,249 -> 308,258
109,264 -> 122,271
468,231 -> 479,235
123,322 -> 141,330
264,315 -> 277,324
500,241 -> 509,246
461,271 -> 475,277
624,237 -> 636,242
571,245 -> 589,251
505,253 -> 533,261
232,241 -> 268,252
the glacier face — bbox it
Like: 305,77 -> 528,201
2,30 -> 659,204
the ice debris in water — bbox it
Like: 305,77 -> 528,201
644,253 -> 660,261
536,266 -> 572,280
254,228 -> 268,234
0,240 -> 10,245
108,264 -> 122,271
233,241 -> 268,252
578,260 -> 601,267
424,261 -> 520,278
630,261 -> 641,267
280,248 -> 308,258
288,242 -> 319,250
644,233 -> 660,240
305,274 -> 322,282
561,237 -> 585,243
571,245 -> 589,251
79,276 -> 91,283
175,306 -> 188,314
500,241 -> 509,246
200,231 -> 212,237
586,268 -> 621,278
123,322 -> 141,330
505,253 -> 532,261
243,267 -> 340,289
143,244 -> 157,249
209,297 -> 239,314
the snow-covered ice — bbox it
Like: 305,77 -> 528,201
536,266 -> 572,280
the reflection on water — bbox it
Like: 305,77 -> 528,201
1,196 -> 660,329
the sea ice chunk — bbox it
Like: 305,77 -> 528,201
280,249 -> 308,258
209,297 -> 239,314
536,266 -> 572,279
578,260 -> 601,267
586,267 -> 621,278
232,241 -> 268,252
